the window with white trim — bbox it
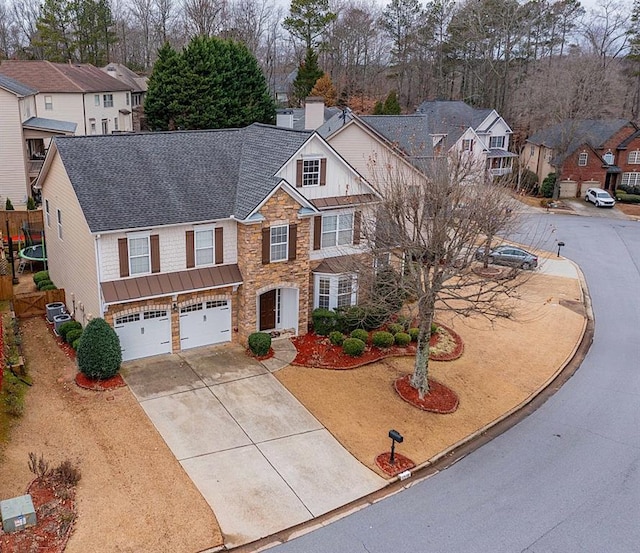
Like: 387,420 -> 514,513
56,209 -> 62,239
462,139 -> 472,151
603,152 -> 614,164
101,119 -> 108,134
45,199 -> 50,227
489,136 -> 505,149
621,172 -> 640,187
321,213 -> 353,248
303,158 -> 321,186
44,96 -> 53,110
103,94 -> 113,108
578,152 -> 588,166
90,119 -> 96,134
128,234 -> 150,275
94,94 -> 100,106
270,225 -> 288,262
314,274 -> 357,310
195,227 -> 214,266
628,151 -> 640,164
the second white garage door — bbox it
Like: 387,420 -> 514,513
114,309 -> 172,362
179,300 -> 231,350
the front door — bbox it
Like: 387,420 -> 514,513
259,290 -> 276,331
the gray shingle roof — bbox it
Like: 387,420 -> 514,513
0,73 -> 37,97
23,117 -> 77,133
416,100 -> 493,144
51,124 -> 311,233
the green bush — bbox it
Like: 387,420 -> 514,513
76,318 -> 122,380
408,328 -> 420,342
26,197 -> 36,210
329,331 -> 345,346
72,339 -> 80,350
58,320 -> 82,340
387,323 -> 404,335
342,338 -> 365,357
37,280 -> 56,290
395,315 -> 410,331
312,308 -> 336,336
65,328 -> 83,345
541,173 -> 555,198
431,323 -> 439,335
394,332 -> 411,346
336,306 -> 367,333
350,329 -> 369,343
33,271 -> 49,284
615,193 -> 640,204
248,332 -> 271,356
5,198 -> 14,210
372,331 -> 394,348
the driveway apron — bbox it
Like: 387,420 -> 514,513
122,343 -> 385,548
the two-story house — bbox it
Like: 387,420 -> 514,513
38,124 -> 379,361
0,74 -> 76,206
0,60 -> 134,136
522,119 -> 640,196
102,63 -> 148,132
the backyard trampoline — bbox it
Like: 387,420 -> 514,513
19,243 -> 47,262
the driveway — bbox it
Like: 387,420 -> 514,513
562,198 -> 629,219
121,342 -> 385,548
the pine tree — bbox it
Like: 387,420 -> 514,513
144,42 -> 185,131
283,0 -> 337,50
382,90 -> 401,114
373,101 -> 384,114
310,73 -> 337,106
293,47 -> 324,106
35,0 -> 75,61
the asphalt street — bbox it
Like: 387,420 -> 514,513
267,212 -> 640,553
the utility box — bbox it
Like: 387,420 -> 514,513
1,494 -> 37,533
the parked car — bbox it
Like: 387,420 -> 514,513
585,187 -> 615,207
475,245 -> 538,270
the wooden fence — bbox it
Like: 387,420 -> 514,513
0,209 -> 44,245
14,289 -> 66,318
0,275 -> 13,301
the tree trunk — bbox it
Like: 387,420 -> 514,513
410,300 -> 434,399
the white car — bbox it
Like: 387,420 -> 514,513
585,187 -> 615,208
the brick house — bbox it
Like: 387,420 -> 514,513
522,119 -> 640,196
37,124 -> 379,361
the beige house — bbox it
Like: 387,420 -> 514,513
102,63 -> 148,132
38,124 -> 379,361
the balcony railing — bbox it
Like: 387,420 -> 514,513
489,167 -> 512,177
27,159 -> 44,177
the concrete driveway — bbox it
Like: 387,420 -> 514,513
122,343 -> 385,548
562,198 -> 629,219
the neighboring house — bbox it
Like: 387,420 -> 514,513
102,63 -> 148,132
522,119 -> 640,196
0,60 -> 134,136
318,100 -> 516,181
276,97 -> 341,131
38,124 -> 378,361
0,74 -> 76,206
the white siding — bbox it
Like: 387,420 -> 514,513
99,219 -> 238,281
309,204 -> 374,261
0,88 -> 30,206
18,96 -> 36,122
41,154 -> 101,324
84,91 -> 132,133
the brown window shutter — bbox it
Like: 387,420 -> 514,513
262,227 -> 271,264
288,224 -> 297,261
118,238 -> 129,277
150,234 -> 160,273
353,211 -> 362,245
296,160 -> 303,187
313,216 -> 322,250
186,230 -> 195,268
320,158 -> 327,186
215,227 -> 224,264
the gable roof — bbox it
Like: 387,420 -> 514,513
47,124 -> 313,233
416,100 -> 493,144
0,73 -> 37,97
0,60 -> 131,93
102,63 -> 148,93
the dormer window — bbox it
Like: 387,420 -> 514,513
578,152 -> 588,166
603,152 -> 614,165
489,136 -> 505,149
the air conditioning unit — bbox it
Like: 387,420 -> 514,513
45,302 -> 66,322
53,314 -> 72,334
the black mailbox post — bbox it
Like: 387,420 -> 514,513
388,429 -> 403,465
557,241 -> 565,257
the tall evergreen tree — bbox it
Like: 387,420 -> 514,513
382,90 -> 401,114
144,42 -> 185,131
292,47 -> 323,106
283,0 -> 336,50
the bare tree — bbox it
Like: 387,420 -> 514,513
183,0 -> 225,38
581,0 -> 629,69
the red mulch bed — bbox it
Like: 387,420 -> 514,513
394,375 -> 459,413
43,315 -> 76,361
246,347 -> 275,361
0,477 -> 77,553
74,372 -> 126,391
291,323 -> 463,369
375,452 -> 416,477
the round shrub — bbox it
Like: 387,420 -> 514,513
248,332 -> 271,356
372,331 -> 394,348
37,279 -> 54,290
350,329 -> 369,343
394,332 -> 411,346
65,328 -> 83,345
33,270 -> 49,284
329,331 -> 345,346
408,328 -> 420,342
76,318 -> 122,380
312,308 -> 336,336
58,320 -> 82,340
72,339 -> 80,350
39,284 -> 57,291
342,337 -> 365,357
387,323 -> 404,335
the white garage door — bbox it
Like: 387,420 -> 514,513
179,300 -> 231,350
114,309 -> 172,361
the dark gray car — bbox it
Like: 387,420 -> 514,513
475,245 -> 538,270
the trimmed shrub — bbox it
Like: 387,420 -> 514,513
39,284 -> 57,291
350,329 -> 369,343
342,337 -> 365,357
541,173 -> 555,198
65,328 -> 83,345
329,331 -> 345,346
248,332 -> 271,356
33,271 -> 49,284
76,318 -> 122,380
408,328 -> 420,342
5,198 -> 14,210
72,339 -> 80,350
36,278 -> 53,289
387,323 -> 404,335
26,197 -> 37,210
616,193 -> 640,204
58,320 -> 82,340
312,308 -> 336,336
372,331 -> 394,348
394,332 -> 411,346
431,323 -> 439,335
